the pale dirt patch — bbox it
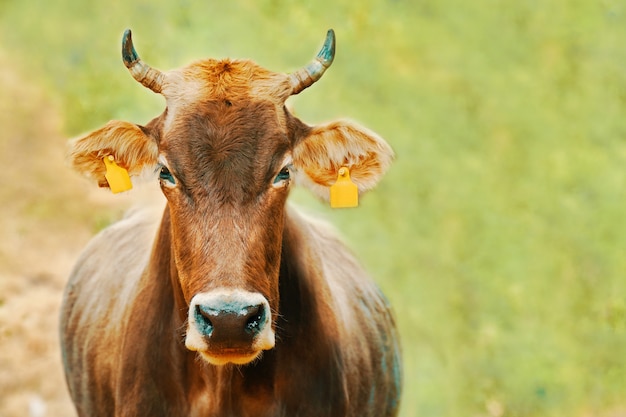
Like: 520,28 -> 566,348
0,48 -> 161,417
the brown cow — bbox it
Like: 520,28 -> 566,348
61,29 -> 401,417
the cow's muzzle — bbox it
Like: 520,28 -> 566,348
185,290 -> 275,365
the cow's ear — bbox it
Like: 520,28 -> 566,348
67,120 -> 159,189
292,120 -> 394,201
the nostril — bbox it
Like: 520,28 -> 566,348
244,305 -> 265,334
195,305 -> 214,335
245,313 -> 262,332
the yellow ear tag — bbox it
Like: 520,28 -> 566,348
330,167 -> 358,208
103,155 -> 133,194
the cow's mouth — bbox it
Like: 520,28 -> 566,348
198,349 -> 263,366
185,326 -> 276,366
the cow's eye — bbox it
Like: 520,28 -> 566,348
273,166 -> 291,184
159,166 -> 176,185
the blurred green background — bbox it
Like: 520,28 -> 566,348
1,0 -> 625,416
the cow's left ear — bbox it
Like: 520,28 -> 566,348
292,120 -> 394,201
67,120 -> 159,189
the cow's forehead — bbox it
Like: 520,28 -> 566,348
159,58 -> 293,150
163,98 -> 290,161
159,60 -> 292,156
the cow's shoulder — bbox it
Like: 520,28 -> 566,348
60,205 -> 165,413
69,205 -> 162,283
285,205 -> 374,281
279,206 -> 400,415
62,204 -> 163,338
283,204 -> 390,328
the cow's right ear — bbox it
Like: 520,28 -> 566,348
67,120 -> 159,188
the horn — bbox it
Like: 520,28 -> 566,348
122,29 -> 165,94
289,29 -> 336,95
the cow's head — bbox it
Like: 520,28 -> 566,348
68,30 -> 393,366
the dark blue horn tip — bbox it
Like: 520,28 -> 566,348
317,29 -> 336,64
121,29 -> 138,66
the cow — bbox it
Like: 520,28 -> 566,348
60,29 -> 401,417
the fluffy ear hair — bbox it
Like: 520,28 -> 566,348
67,120 -> 159,188
292,120 -> 394,201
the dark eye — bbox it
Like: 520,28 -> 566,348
273,166 -> 291,184
159,166 -> 176,185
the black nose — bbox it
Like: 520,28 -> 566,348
194,302 -> 266,347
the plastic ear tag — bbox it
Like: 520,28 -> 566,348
103,155 -> 133,194
330,167 -> 358,208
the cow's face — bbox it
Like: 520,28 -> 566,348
153,65 -> 302,365
68,30 -> 393,366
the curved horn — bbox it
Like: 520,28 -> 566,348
289,29 -> 336,95
122,29 -> 165,94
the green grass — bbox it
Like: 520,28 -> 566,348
2,0 -> 626,416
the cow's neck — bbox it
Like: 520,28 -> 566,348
150,204 -> 344,415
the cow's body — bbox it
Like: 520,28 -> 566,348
61,205 -> 400,417
61,29 -> 400,417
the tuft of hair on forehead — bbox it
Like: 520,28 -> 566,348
165,59 -> 292,104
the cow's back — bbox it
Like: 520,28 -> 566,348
60,207 -> 161,414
